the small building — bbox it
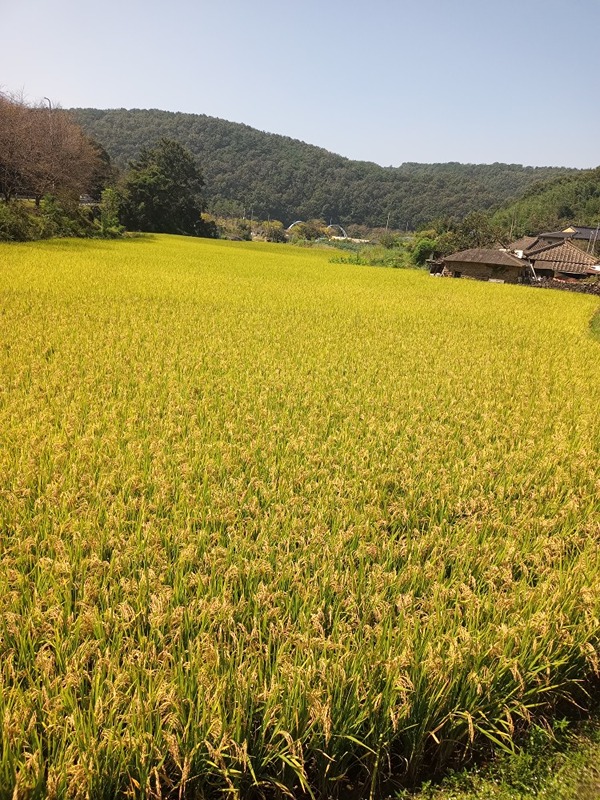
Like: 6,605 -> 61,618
506,236 -> 600,279
442,248 -> 527,283
441,233 -> 600,285
526,239 -> 600,279
537,225 -> 600,255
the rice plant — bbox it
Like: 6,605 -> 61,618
0,235 -> 598,798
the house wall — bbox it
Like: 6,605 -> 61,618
531,264 -> 592,280
445,261 -> 523,283
531,266 -> 555,279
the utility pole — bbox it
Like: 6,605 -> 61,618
43,97 -> 55,194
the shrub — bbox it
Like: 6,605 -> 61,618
0,201 -> 34,241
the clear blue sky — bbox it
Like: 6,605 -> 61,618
2,0 -> 599,168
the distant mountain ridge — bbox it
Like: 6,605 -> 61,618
73,108 -> 576,228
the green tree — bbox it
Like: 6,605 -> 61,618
256,219 -> 286,242
433,230 -> 459,256
98,188 -> 123,237
74,108 -> 576,230
378,230 -> 401,248
411,237 -> 438,266
453,211 -> 499,249
119,139 -> 210,236
288,219 -> 327,241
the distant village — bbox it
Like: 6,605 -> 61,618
429,225 -> 600,290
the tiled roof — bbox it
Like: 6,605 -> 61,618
507,236 -> 539,253
523,240 -> 558,257
563,225 -> 600,237
539,231 -> 570,240
443,248 -> 525,267
529,240 -> 600,274
541,227 -> 600,243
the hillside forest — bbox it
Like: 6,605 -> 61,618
73,108 -> 577,230
2,93 -> 600,248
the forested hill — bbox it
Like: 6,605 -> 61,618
491,167 -> 600,237
73,108 -> 575,228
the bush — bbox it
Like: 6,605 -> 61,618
0,201 -> 35,241
97,188 -> 124,238
0,197 -> 120,242
411,237 -> 437,266
37,196 -> 95,238
331,244 -> 410,269
209,215 -> 252,240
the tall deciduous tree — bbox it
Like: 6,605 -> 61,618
119,139 -> 210,235
0,91 -> 103,204
27,105 -> 102,204
0,92 -> 30,201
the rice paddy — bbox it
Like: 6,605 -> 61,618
0,235 -> 599,798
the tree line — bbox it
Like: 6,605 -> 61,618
407,167 -> 600,265
73,108 -> 575,230
3,94 -> 598,249
490,167 -> 600,238
0,92 -> 216,241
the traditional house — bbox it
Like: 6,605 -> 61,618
505,235 -> 600,279
537,225 -> 600,255
441,248 -> 527,283
440,228 -> 600,285
525,239 -> 600,279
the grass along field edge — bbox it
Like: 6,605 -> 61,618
590,306 -> 600,342
402,712 -> 600,799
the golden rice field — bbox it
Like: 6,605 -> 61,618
0,235 -> 599,799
